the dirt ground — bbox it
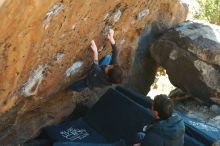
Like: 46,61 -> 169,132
174,98 -> 220,129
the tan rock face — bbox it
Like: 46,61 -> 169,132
0,0 -> 187,144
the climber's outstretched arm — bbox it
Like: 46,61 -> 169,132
90,40 -> 99,63
108,29 -> 115,45
108,29 -> 118,64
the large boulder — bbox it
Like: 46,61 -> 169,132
0,0 -> 187,144
150,20 -> 220,103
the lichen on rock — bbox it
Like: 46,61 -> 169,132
66,61 -> 84,77
43,2 -> 64,29
22,65 -> 48,97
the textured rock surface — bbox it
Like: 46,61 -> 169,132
171,89 -> 220,131
0,0 -> 187,144
150,21 -> 220,103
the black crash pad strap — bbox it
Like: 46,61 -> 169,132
184,134 -> 205,146
53,139 -> 126,146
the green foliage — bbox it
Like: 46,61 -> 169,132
195,0 -> 220,25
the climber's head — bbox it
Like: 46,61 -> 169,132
152,94 -> 174,120
105,64 -> 123,84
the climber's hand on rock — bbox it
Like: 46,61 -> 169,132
90,40 -> 98,53
108,29 -> 115,45
90,40 -> 98,61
